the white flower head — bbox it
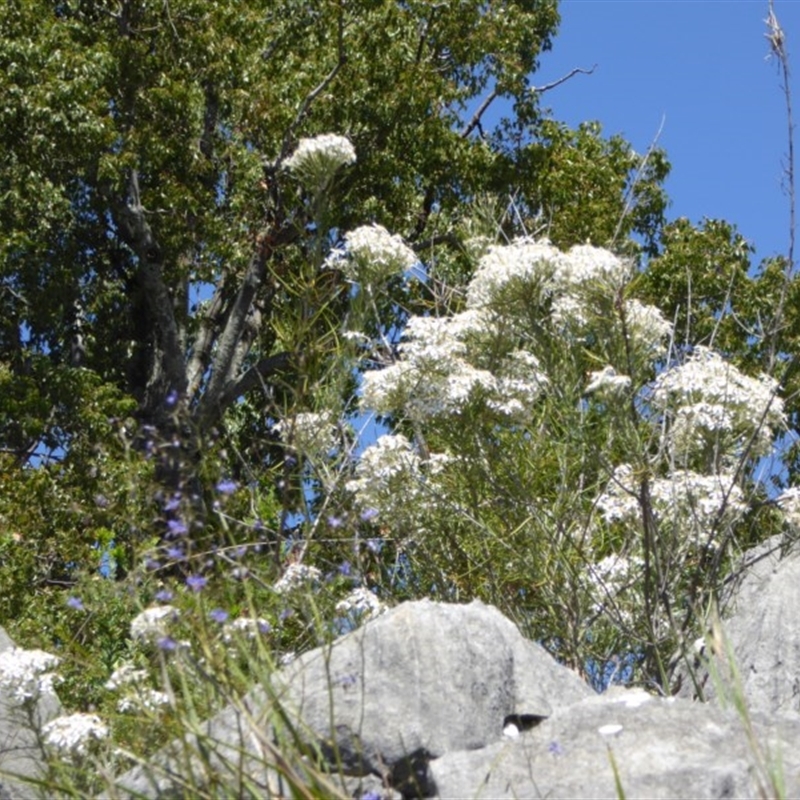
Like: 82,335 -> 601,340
221,616 -> 271,644
652,346 -> 785,459
339,224 -> 417,285
624,299 -> 673,354
777,486 -> 800,529
117,688 -> 170,714
275,411 -> 337,459
0,648 -> 61,705
104,663 -> 148,691
467,238 -> 563,308
335,588 -> 387,621
42,713 -> 108,758
130,605 -> 179,643
284,133 -> 356,190
560,244 -> 631,289
585,366 -> 632,396
274,563 -> 322,594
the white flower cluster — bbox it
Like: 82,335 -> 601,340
585,366 -> 632,396
335,588 -> 387,621
361,312 -> 547,421
623,300 -> 673,355
329,223 -> 417,285
586,554 -> 642,617
466,238 -> 562,308
284,133 -> 356,190
42,713 -> 108,758
275,411 -> 337,459
345,434 -> 441,521
273,563 -> 322,594
596,463 -> 746,548
465,239 -> 670,353
777,486 -> 800,529
652,346 -> 785,460
104,663 -> 148,691
0,648 -> 61,704
130,605 -> 179,643
221,616 -> 271,644
104,663 -> 169,714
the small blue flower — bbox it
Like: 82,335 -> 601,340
338,560 -> 352,577
165,545 -> 185,560
366,538 -> 383,554
155,589 -> 174,603
164,494 -> 182,513
166,519 -> 188,537
209,608 -> 229,624
548,740 -> 564,756
215,479 -> 238,495
185,574 -> 207,592
360,507 -> 379,522
157,636 -> 178,652
339,673 -> 358,689
66,596 -> 84,611
257,620 -> 272,635
165,389 -> 179,408
144,557 -> 161,571
359,791 -> 381,800
327,515 -> 343,528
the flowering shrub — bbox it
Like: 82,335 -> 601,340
0,647 -> 61,704
284,133 -> 356,191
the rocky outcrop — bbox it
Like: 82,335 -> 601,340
0,627 -> 61,800
676,532 -> 800,717
9,535 -> 800,799
106,599 -> 594,799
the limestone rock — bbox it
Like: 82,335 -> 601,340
678,533 -> 800,716
429,688 -> 800,799
0,627 -> 61,800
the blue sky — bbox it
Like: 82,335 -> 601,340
531,0 -> 800,268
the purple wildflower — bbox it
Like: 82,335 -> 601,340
548,740 -> 564,756
360,791 -> 381,800
165,545 -> 185,560
327,515 -> 343,528
165,389 -> 179,408
338,560 -> 352,577
185,575 -> 207,592
157,636 -> 178,652
215,479 -> 237,495
163,494 -> 181,513
166,519 -> 188,537
66,596 -> 84,611
209,608 -> 229,624
360,507 -> 379,522
144,557 -> 161,571
257,620 -> 272,635
366,538 -> 383,554
155,589 -> 174,603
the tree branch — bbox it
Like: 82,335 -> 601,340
460,89 -> 498,138
216,351 -> 292,410
529,65 -> 596,97
113,170 -> 186,401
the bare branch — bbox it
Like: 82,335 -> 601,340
766,0 -> 796,371
186,285 -> 226,399
611,114 -> 666,248
529,65 -> 596,96
460,89 -> 498,138
216,351 -> 292,410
